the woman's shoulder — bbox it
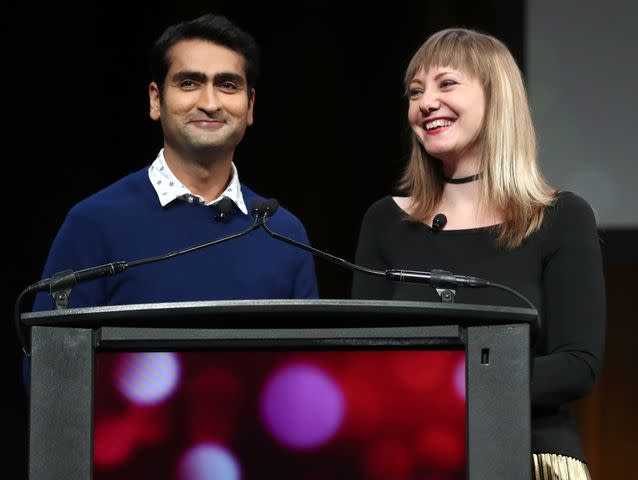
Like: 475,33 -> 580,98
541,191 -> 599,240
363,195 -> 405,219
549,191 -> 598,223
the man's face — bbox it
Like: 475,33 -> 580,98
149,39 -> 254,155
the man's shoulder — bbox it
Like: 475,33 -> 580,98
69,168 -> 151,218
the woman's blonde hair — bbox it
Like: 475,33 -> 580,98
401,28 -> 555,248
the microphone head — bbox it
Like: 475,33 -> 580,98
213,196 -> 234,221
250,199 -> 264,218
432,213 -> 447,231
262,198 -> 280,218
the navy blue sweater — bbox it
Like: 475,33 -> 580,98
33,168 -> 318,310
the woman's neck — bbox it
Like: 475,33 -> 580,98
433,180 -> 501,230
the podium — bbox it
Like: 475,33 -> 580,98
22,299 -> 535,479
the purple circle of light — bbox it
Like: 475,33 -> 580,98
260,362 -> 344,450
178,443 -> 241,480
114,352 -> 181,405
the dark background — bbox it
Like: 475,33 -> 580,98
12,1 -> 636,478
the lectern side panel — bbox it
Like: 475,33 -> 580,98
30,326 -> 93,480
466,324 -> 531,480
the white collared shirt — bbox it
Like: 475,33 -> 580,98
148,149 -> 248,214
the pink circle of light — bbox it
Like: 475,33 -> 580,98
453,356 -> 466,401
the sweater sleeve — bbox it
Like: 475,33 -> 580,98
531,193 -> 606,408
352,198 -> 395,300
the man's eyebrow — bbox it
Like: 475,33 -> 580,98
214,72 -> 246,86
171,71 -> 208,83
170,71 -> 246,86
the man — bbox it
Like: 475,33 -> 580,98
33,14 -> 318,310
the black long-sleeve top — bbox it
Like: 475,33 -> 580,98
352,191 -> 605,461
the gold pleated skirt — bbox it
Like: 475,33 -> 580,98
533,453 -> 592,480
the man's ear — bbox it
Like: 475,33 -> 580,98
149,82 -> 161,120
246,88 -> 255,126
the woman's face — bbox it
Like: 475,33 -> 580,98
408,66 -> 486,166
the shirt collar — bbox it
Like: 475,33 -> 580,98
148,149 -> 247,214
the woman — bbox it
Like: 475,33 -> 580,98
352,28 -> 605,479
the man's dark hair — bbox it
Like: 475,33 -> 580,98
150,13 -> 259,96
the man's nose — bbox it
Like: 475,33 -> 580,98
198,84 -> 222,113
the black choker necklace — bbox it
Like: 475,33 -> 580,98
442,173 -> 481,184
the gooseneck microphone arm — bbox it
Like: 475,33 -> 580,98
258,198 -> 536,312
260,215 -> 489,300
15,201 -> 267,355
126,212 -> 262,269
261,215 -> 386,280
25,212 -> 264,297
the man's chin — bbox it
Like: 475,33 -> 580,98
186,134 -> 225,148
187,140 -> 238,154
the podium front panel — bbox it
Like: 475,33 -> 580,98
25,300 -> 533,480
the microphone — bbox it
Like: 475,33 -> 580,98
432,213 -> 447,231
384,269 -> 489,288
260,198 -> 280,219
213,196 -> 234,221
25,263 -> 129,296
15,199 -> 268,354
